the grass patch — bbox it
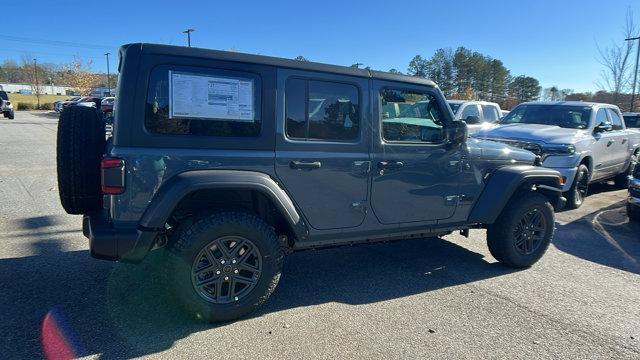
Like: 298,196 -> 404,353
7,94 -> 73,110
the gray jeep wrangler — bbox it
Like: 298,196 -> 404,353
56,43 -> 565,322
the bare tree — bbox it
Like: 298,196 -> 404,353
596,7 -> 638,102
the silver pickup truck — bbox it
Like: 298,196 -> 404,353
473,101 -> 640,209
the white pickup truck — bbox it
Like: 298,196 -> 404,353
474,101 -> 640,209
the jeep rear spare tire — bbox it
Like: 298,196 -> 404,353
56,106 -> 106,214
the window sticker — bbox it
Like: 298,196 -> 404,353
169,71 -> 254,121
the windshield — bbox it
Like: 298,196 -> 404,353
448,102 -> 462,114
500,104 -> 592,129
623,115 -> 640,128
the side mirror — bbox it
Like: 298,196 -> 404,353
464,115 -> 480,124
448,120 -> 468,145
595,121 -> 613,133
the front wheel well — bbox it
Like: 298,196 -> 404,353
167,188 -> 297,248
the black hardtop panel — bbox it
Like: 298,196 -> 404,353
122,43 -> 437,87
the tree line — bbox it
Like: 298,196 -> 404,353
0,56 -> 116,96
398,47 -> 541,109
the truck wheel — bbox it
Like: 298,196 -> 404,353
166,211 -> 283,322
628,203 -> 640,221
564,164 -> 589,209
487,192 -> 555,268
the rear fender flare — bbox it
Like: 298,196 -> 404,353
138,170 -> 308,240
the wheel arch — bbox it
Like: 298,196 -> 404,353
468,165 -> 563,225
139,170 -> 309,243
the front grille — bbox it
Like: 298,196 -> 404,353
483,138 -> 543,155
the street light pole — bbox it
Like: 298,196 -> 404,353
626,35 -> 640,112
105,52 -> 111,96
183,28 -> 195,47
33,58 -> 40,108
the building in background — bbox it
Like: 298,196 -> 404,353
0,83 -> 76,95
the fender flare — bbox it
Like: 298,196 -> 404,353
138,169 -> 308,240
468,165 -> 563,224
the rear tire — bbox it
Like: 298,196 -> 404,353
56,106 -> 106,214
487,192 -> 555,268
564,164 -> 589,209
615,151 -> 638,188
166,211 -> 283,322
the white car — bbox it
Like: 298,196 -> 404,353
0,91 -> 15,119
447,100 -> 502,133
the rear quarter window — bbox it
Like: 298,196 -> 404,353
145,65 -> 262,137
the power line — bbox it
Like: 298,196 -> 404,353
0,35 -> 116,50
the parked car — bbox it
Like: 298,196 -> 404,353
627,161 -> 640,221
0,90 -> 15,119
473,101 -> 640,209
62,96 -> 102,110
447,100 -> 503,133
56,43 -> 565,322
622,112 -> 640,130
501,110 -> 510,118
54,97 -> 82,112
101,97 -> 115,113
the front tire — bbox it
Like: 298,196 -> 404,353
166,211 -> 283,322
564,164 -> 589,209
487,192 -> 555,268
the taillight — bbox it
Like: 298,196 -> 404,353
101,158 -> 125,194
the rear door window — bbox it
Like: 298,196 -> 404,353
481,105 -> 500,122
606,109 -> 624,130
285,78 -> 360,141
145,66 -> 262,137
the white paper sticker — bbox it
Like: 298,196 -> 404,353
169,71 -> 254,121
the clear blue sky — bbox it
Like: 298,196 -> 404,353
4,0 -> 640,92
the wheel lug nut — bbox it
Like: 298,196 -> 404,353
232,259 -> 237,264
221,260 -> 226,264
234,269 -> 239,274
216,270 -> 221,275
234,296 -> 239,301
224,276 -> 229,281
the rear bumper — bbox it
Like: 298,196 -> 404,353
82,212 -> 158,263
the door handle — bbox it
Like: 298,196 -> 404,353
290,161 -> 322,169
607,140 -> 614,146
378,161 -> 404,170
622,138 -> 628,144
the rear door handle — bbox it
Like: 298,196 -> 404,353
621,138 -> 628,144
607,140 -> 614,146
290,161 -> 322,169
378,161 -> 404,170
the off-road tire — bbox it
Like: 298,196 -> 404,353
166,211 -> 283,322
564,164 -> 590,210
628,203 -> 640,221
487,192 -> 555,268
3,111 -> 13,119
56,106 -> 106,214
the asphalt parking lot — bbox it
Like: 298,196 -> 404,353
1,111 -> 639,359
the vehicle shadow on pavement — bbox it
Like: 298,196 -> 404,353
554,199 -> 640,274
0,217 -> 516,359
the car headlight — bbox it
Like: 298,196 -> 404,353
542,144 -> 576,155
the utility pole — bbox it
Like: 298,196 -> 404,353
183,28 -> 195,47
105,52 -> 111,96
33,58 -> 40,108
626,35 -> 640,112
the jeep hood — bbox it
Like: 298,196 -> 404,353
472,123 -> 587,144
467,138 -> 536,164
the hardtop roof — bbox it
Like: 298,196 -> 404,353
122,43 -> 438,87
